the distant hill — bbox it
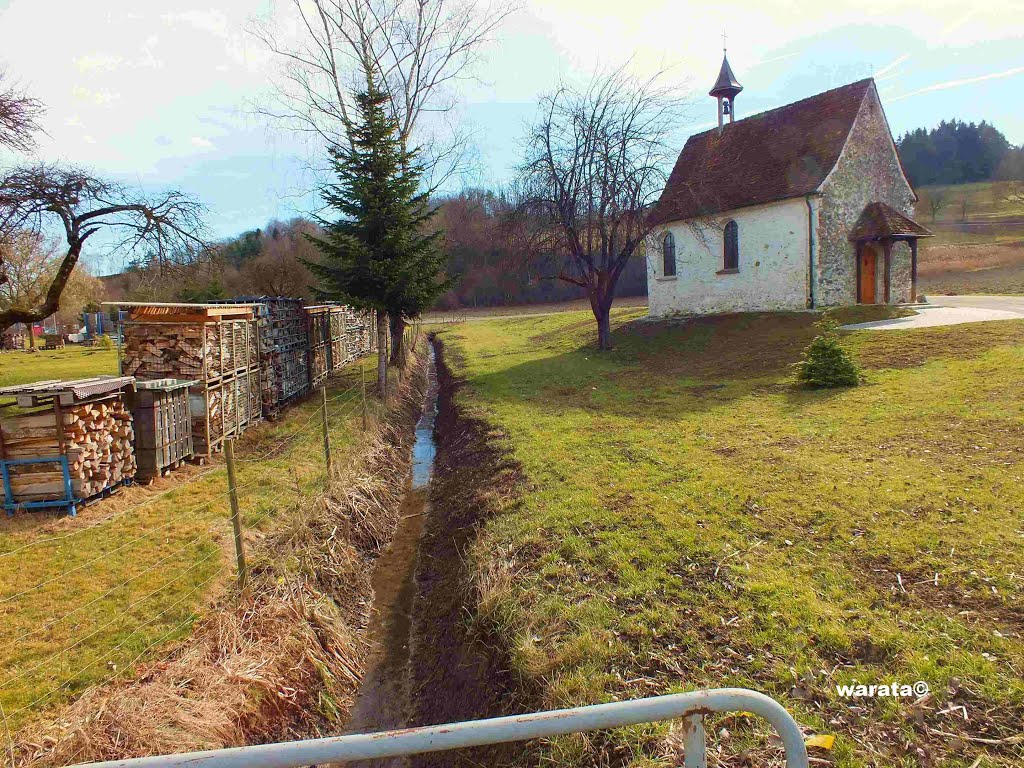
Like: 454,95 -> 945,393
897,120 -> 1024,187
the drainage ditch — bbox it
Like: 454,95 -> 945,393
344,343 -> 439,768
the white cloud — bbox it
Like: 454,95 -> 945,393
891,64 -> 1024,101
71,86 -> 121,106
875,53 -> 910,80
75,54 -> 123,72
163,9 -> 230,37
191,136 -> 216,150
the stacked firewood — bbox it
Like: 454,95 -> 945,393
64,400 -> 136,496
252,298 -> 309,414
121,323 -> 218,379
2,399 -> 136,501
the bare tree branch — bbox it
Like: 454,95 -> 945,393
0,165 -> 206,331
251,0 -> 518,190
0,69 -> 45,153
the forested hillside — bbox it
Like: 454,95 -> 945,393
102,191 -> 648,310
897,120 -> 1024,186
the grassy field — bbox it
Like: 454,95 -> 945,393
0,346 -> 120,388
438,307 -> 1024,767
0,352 -> 379,733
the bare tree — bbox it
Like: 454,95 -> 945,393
0,165 -> 205,331
0,69 -> 44,153
516,67 -> 688,350
923,189 -> 947,223
252,0 -> 515,183
253,0 -> 515,363
237,220 -> 316,297
1004,181 -> 1024,207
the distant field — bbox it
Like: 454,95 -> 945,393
916,181 -> 1024,295
439,308 -> 1024,768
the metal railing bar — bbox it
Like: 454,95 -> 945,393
69,688 -> 808,768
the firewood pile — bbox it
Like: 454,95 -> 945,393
114,304 -> 262,456
0,378 -> 136,511
1,332 -> 25,351
327,304 -> 376,372
121,319 -> 258,380
305,306 -> 331,389
240,297 -> 310,417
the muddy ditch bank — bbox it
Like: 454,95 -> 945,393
403,338 -> 538,768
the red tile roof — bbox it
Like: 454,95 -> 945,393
650,79 -> 874,225
848,201 -> 933,241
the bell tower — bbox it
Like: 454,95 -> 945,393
710,44 -> 743,134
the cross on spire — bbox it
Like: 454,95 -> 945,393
722,30 -> 727,53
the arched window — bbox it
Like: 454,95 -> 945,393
662,232 -> 676,277
723,220 -> 739,271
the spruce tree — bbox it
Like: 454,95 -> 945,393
306,81 -> 448,391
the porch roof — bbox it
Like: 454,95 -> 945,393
848,201 -> 933,242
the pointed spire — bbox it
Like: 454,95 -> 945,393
709,54 -> 743,99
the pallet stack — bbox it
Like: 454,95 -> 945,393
131,379 -> 195,482
235,297 -> 310,418
0,377 -> 136,515
326,304 -> 377,371
112,303 -> 262,457
1,332 -> 24,351
305,305 -> 331,389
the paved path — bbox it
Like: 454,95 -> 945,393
843,295 -> 1024,331
925,294 -> 1024,314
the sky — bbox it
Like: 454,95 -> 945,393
0,0 -> 1022,275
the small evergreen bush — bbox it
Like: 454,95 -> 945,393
793,316 -> 861,388
97,334 -> 114,351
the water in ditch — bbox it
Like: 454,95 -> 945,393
343,343 -> 439,767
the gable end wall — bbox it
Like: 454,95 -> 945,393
816,86 -> 916,305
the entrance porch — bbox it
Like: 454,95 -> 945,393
848,201 -> 933,304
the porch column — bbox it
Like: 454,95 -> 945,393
855,241 -> 863,304
882,240 -> 892,304
910,239 -> 919,303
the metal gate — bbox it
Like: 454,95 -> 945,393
70,687 -> 808,768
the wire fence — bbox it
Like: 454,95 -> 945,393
0,354 -> 384,751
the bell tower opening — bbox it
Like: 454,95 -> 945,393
710,44 -> 743,134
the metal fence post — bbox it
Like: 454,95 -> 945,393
682,714 -> 707,768
320,386 -> 332,477
224,439 -> 247,589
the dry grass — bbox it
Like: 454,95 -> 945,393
12,349 -> 427,767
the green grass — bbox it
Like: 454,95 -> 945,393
0,346 -> 119,388
0,357 -> 380,733
439,307 -> 1024,767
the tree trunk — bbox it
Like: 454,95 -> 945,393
27,324 -> 36,350
388,312 -> 406,367
376,309 -> 388,396
0,239 -> 83,333
595,304 -> 612,350
587,269 -> 616,351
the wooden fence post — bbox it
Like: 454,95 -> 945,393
361,359 -> 368,432
224,439 -> 247,589
321,386 -> 333,478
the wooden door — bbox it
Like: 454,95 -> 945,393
860,247 -> 876,304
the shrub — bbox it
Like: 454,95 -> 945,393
793,316 -> 861,388
97,334 -> 115,351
